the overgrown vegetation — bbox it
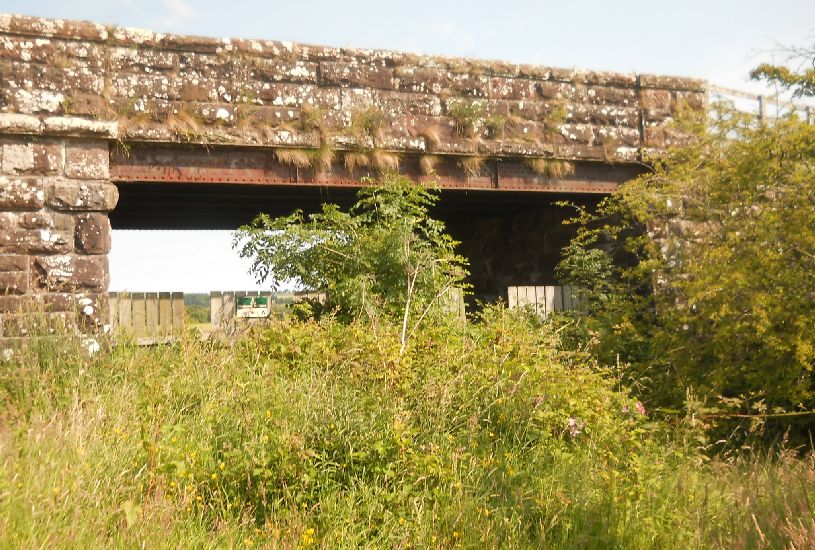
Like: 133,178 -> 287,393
3,312 -> 815,547
556,75 -> 815,444
233,174 -> 468,352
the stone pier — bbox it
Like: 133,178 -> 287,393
0,115 -> 117,346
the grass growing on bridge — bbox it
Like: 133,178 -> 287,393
1,309 -> 814,548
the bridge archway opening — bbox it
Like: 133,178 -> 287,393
108,145 -> 622,302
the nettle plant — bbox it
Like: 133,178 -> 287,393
234,174 -> 469,352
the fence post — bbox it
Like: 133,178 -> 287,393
171,293 -> 184,331
210,291 -> 222,331
108,292 -> 119,331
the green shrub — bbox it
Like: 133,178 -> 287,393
556,107 -> 815,442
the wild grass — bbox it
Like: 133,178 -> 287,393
458,155 -> 486,177
420,154 -> 441,175
448,102 -> 483,138
275,148 -> 312,168
0,310 -> 813,548
527,157 -> 575,179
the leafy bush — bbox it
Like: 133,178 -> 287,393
556,106 -> 815,438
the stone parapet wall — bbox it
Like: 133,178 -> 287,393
0,115 -> 117,345
0,13 -> 705,164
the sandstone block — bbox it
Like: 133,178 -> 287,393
0,254 -> 28,272
1,142 -> 35,173
32,140 -> 64,174
40,292 -> 75,312
0,177 -> 45,210
42,117 -> 118,139
1,311 -> 74,338
640,89 -> 672,118
0,213 -> 16,229
75,213 -> 111,254
489,77 -> 539,100
320,62 -> 394,89
65,141 -> 109,179
17,211 -> 73,230
0,294 -> 40,313
0,113 -> 43,134
31,254 -> 108,292
0,271 -> 28,294
252,59 -> 318,84
46,180 -> 118,211
75,292 -> 108,329
0,228 -> 72,254
559,124 -> 595,145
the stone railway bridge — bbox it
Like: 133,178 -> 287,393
0,13 -> 706,344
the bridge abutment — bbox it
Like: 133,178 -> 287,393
0,116 -> 117,347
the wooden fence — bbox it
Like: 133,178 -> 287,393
109,292 -> 185,342
507,285 -> 582,317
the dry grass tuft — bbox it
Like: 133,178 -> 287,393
458,155 -> 486,177
344,152 -> 371,173
371,150 -> 400,173
300,104 -> 324,132
527,158 -> 575,179
419,155 -> 441,175
419,125 -> 443,150
275,149 -> 311,168
310,142 -> 335,173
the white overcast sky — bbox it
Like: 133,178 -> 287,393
1,0 -> 812,292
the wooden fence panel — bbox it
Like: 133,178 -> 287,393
145,292 -> 159,335
132,293 -> 146,337
109,292 -> 185,343
507,285 -> 583,318
171,293 -> 184,331
108,293 -> 119,328
117,293 -> 132,332
158,292 -> 172,335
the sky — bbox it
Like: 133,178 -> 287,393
1,0 -> 813,292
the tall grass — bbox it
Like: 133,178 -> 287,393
0,309 -> 813,548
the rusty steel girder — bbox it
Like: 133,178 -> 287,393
110,144 -> 639,194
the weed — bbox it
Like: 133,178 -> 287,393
348,107 -> 387,143
526,157 -> 575,178
419,125 -> 443,150
448,101 -> 483,138
275,148 -> 311,168
458,155 -> 486,177
371,150 -> 400,172
165,105 -> 202,141
344,151 -> 371,173
419,154 -> 441,175
485,114 -> 506,139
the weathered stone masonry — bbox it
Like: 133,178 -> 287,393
0,12 -> 707,342
0,120 -> 116,345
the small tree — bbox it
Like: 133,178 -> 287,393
233,174 -> 469,352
